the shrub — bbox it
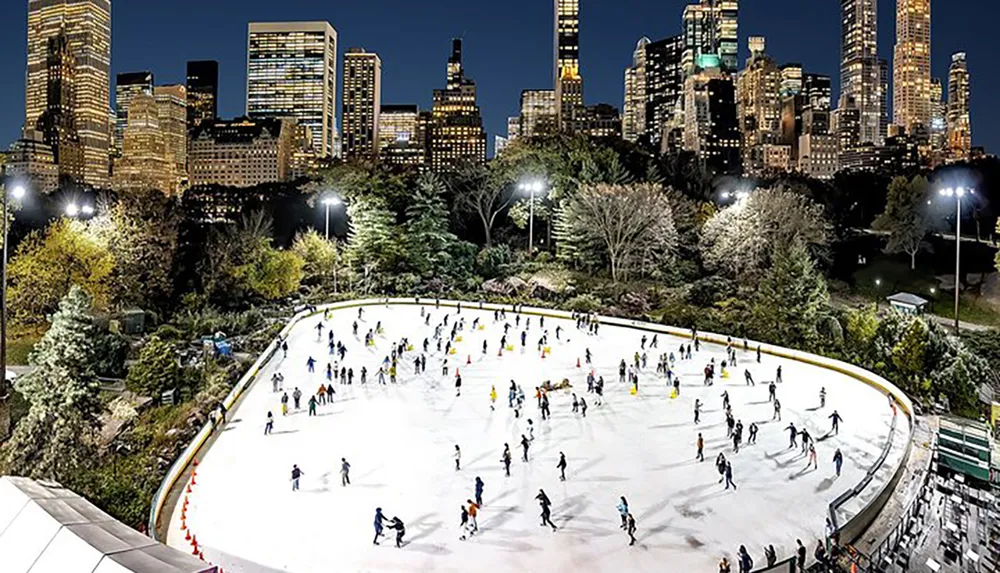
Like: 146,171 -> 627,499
565,294 -> 602,313
125,336 -> 180,397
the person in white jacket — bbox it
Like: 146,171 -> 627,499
454,445 -> 461,471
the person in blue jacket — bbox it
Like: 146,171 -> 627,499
373,508 -> 388,544
474,477 -> 484,506
616,496 -> 629,529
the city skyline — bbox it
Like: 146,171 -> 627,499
0,0 -> 996,157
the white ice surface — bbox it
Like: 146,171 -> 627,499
167,304 -> 909,573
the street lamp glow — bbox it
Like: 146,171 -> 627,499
518,179 -> 547,254
956,187 -> 966,197
81,205 -> 95,216
736,191 -> 749,200
930,287 -> 937,295
65,203 -> 79,217
321,197 -> 342,207
875,278 -> 882,287
10,186 -> 25,200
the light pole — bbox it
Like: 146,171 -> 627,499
321,197 -> 342,241
64,202 -> 94,218
1,184 -> 26,438
518,180 -> 545,254
939,187 -> 972,334
874,278 -> 882,311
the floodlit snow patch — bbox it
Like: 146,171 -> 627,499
167,304 -> 909,572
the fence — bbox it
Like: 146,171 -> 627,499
148,298 -> 915,551
751,557 -> 797,573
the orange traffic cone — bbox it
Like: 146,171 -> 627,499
193,458 -> 199,468
467,354 -> 472,365
185,528 -> 191,541
576,358 -> 581,368
181,507 -> 187,520
191,535 -> 198,549
199,551 -> 205,561
186,483 -> 192,494
183,496 -> 189,508
180,516 -> 187,531
190,473 -> 196,485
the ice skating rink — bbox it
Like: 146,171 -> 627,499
167,303 -> 910,573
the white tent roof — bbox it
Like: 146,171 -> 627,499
0,477 -> 216,573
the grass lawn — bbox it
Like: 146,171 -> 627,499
5,333 -> 41,365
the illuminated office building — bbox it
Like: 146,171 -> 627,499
115,71 -> 154,154
187,60 -> 219,129
113,93 -> 177,194
154,85 -> 188,183
34,30 -> 84,184
644,35 -> 684,149
26,0 -> 111,187
893,0 -> 931,135
247,22 -> 338,157
189,117 -> 296,188
429,39 -> 487,172
839,0 -> 881,145
519,89 -> 558,138
554,0 -> 583,129
737,37 -> 782,174
623,38 -> 649,142
378,105 -> 426,167
342,48 -> 382,159
946,52 -> 971,162
682,0 -> 739,76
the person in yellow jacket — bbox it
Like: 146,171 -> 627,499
489,386 -> 497,410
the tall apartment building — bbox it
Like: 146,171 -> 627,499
378,105 -> 426,167
780,63 -> 803,98
189,117 -> 296,187
947,52 -> 972,162
554,0 -> 583,129
644,35 -> 684,149
839,0 -> 881,146
26,0 -> 111,187
115,72 -> 154,154
893,0 -> 931,136
34,30 -> 83,185
928,77 -> 947,158
682,0 -> 739,76
341,49 -> 382,159
186,60 -> 219,129
622,38 -> 650,143
154,85 -> 188,184
113,93 -> 177,194
247,22 -> 338,158
803,73 -> 833,111
6,129 -> 59,193
429,39 -> 487,172
737,37 -> 783,175
684,63 -> 740,175
519,90 -> 558,138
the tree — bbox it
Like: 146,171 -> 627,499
559,183 -> 679,282
700,187 -> 830,280
890,317 -> 929,393
872,176 -> 931,269
7,218 -> 115,324
2,287 -> 102,479
345,195 -> 400,290
751,243 -> 830,346
125,336 -> 180,397
405,173 -> 458,277
451,161 -> 514,247
230,242 -> 304,300
291,229 -> 341,287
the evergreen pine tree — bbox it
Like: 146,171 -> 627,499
405,173 -> 456,277
345,195 -> 397,277
753,244 -> 830,346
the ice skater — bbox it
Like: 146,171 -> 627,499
466,499 -> 480,534
773,399 -> 782,421
293,387 -> 302,409
716,453 -> 727,483
748,423 -> 758,444
475,477 -> 485,506
724,461 -> 736,490
501,444 -> 512,476
697,433 -> 704,462
694,399 -> 702,424
264,411 -> 273,435
833,448 -> 843,476
785,423 -> 798,448
536,489 -> 557,530
775,365 -> 782,383
291,464 -> 304,491
572,393 -> 579,413
829,410 -> 842,434
280,391 -> 289,416
520,434 -> 530,462
738,545 -> 753,573
579,397 -> 588,417
768,382 -> 776,402
454,445 -> 462,471
626,513 -> 637,546
388,516 -> 406,548
806,443 -> 818,469
308,395 -> 317,416
307,356 -> 316,373
744,369 -> 754,386
820,386 -> 826,408
341,458 -> 351,486
373,508 -> 387,544
490,386 -> 497,410
617,496 -> 629,529
557,452 -> 567,481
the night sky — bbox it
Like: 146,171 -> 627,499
0,0 -> 996,156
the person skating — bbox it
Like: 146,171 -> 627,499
557,452 -> 567,481
455,373 -> 462,396
527,419 -> 535,442
281,340 -> 288,358
540,393 -> 551,419
744,369 -> 754,386
291,464 -> 304,491
626,512 -> 637,546
474,477 -> 485,506
466,499 -> 480,534
501,444 -> 512,476
764,544 -> 777,567
459,505 -> 470,541
721,390 -> 730,411
280,391 -> 289,416
341,458 -> 351,486
308,395 -> 317,416
508,381 -> 516,408
775,365 -> 782,384
806,443 -> 818,469
579,397 -> 588,417
694,399 -> 702,424
307,356 -> 316,373
595,378 -> 604,405
520,434 -> 530,462
829,410 -> 842,434
738,545 -> 754,573
264,411 -> 273,435
572,393 -> 579,413
388,516 -> 406,548
616,496 -> 629,529
748,423 -> 758,444
317,383 -> 327,405
819,386 -> 827,408
490,386 -> 497,410
773,399 -> 782,421
796,539 -> 806,571
785,423 -> 798,448
814,540 -> 828,569
536,489 -> 557,530
326,383 -> 335,402
697,433 -> 705,462
719,557 -> 732,573
373,508 -> 387,544
756,345 -> 761,363
716,453 -> 727,483
833,448 -> 843,477
293,387 -> 302,409
724,461 -> 736,490
768,382 -> 776,402
454,445 -> 462,471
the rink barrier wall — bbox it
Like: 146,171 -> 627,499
149,298 -> 915,551
750,557 -> 796,573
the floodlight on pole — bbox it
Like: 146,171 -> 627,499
518,180 -> 547,254
65,203 -> 79,217
938,185 -> 976,334
321,196 -> 343,240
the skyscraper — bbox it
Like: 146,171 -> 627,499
554,0 -> 583,129
947,52 -> 971,161
429,39 -> 487,172
682,0 -> 739,76
247,22 -> 338,158
928,77 -> 947,158
684,62 -> 740,175
737,37 -> 783,175
26,0 -> 111,187
779,63 -> 803,98
341,48 -> 382,159
878,58 -> 890,141
378,104 -> 426,167
154,85 -> 188,184
113,93 -> 177,194
186,60 -> 219,129
839,0 -> 881,145
644,35 -> 684,149
622,38 -> 650,143
519,90 -> 558,138
35,30 -> 83,184
115,72 -> 154,155
893,0 -> 931,136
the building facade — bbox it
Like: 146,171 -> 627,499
341,48 -> 382,159
186,60 -> 219,129
893,0 -> 931,136
153,85 -> 188,186
6,129 -> 59,193
737,37 -> 783,175
622,38 -> 649,143
684,64 -> 740,175
34,30 -> 84,185
114,71 -> 154,154
246,22 -> 338,158
519,89 -> 558,138
682,0 -> 739,76
429,39 -> 487,172
189,117 -> 295,188
947,52 -> 972,162
839,0 -> 881,146
644,35 -> 684,149
378,105 -> 426,167
554,0 -> 583,130
798,133 -> 839,179
113,93 -> 177,194
26,0 -> 111,188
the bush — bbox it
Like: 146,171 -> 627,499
565,294 -> 602,313
93,330 -> 129,378
125,336 -> 180,397
686,275 -> 737,307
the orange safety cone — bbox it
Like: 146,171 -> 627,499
199,551 -> 205,561
186,482 -> 192,494
191,535 -> 198,549
193,458 -> 199,468
467,354 -> 472,365
185,528 -> 191,541
190,473 -> 196,486
576,358 -> 581,368
183,496 -> 189,508
180,516 -> 187,531
181,507 -> 187,520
